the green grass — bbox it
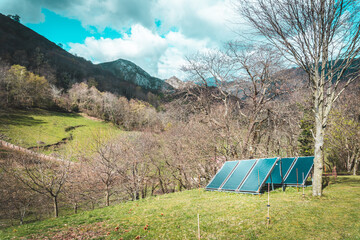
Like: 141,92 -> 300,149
0,109 -> 122,157
1,176 -> 359,239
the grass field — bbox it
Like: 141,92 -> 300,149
0,176 -> 359,239
0,109 -> 122,157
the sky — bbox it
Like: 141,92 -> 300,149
0,0 -> 239,80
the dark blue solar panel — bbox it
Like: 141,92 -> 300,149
284,156 -> 314,185
221,159 -> 257,191
266,157 -> 296,184
206,161 -> 239,189
238,157 -> 278,192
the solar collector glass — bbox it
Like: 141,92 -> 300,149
221,159 -> 257,191
284,156 -> 314,185
206,160 -> 239,189
238,157 -> 278,192
266,157 -> 296,184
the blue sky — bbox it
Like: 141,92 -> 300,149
0,0 -> 236,79
26,9 -> 123,51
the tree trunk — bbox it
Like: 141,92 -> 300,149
141,183 -> 147,199
353,158 -> 359,176
105,190 -> 110,207
53,196 -> 59,218
20,207 -> 26,225
347,153 -> 353,173
74,202 -> 78,214
242,120 -> 256,157
313,110 -> 324,196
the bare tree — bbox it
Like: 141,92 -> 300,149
326,86 -> 360,174
114,133 -> 154,200
9,153 -> 70,218
90,137 -> 120,207
238,0 -> 360,196
182,44 -> 289,159
0,168 -> 34,225
228,43 -> 290,157
64,163 -> 90,214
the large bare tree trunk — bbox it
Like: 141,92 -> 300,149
354,158 -> 359,176
313,112 -> 324,196
237,0 -> 360,196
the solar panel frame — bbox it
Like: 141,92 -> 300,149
283,156 -> 314,186
220,159 -> 258,191
205,160 -> 239,190
282,157 -> 298,180
237,157 -> 280,194
266,157 -> 297,185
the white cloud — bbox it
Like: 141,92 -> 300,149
69,26 -> 212,79
157,32 -> 211,79
1,0 -> 243,79
0,0 -> 238,41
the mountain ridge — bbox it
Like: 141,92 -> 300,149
98,58 -> 173,91
0,13 -> 168,99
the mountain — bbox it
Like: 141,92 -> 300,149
0,13 -> 168,99
98,59 -> 173,91
165,76 -> 195,89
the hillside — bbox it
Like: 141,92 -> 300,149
0,14 -> 167,98
0,176 -> 359,239
0,108 -> 122,157
99,59 -> 173,91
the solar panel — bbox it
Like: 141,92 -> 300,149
206,160 -> 239,190
284,156 -> 314,185
266,157 -> 296,184
238,157 -> 279,193
205,156 -> 314,194
221,159 -> 257,191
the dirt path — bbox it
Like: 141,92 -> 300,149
0,139 -> 75,165
79,113 -> 104,122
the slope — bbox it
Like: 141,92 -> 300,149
99,59 -> 173,91
1,176 -> 359,239
0,14 -> 167,98
0,108 -> 122,157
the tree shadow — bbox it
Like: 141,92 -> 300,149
19,108 -> 82,119
0,114 -> 45,127
334,176 -> 360,185
0,109 -> 83,127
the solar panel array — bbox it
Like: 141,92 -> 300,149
284,156 -> 314,186
221,159 -> 257,191
206,156 -> 314,194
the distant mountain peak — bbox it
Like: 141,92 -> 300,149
165,76 -> 196,89
0,13 -> 170,100
99,59 -> 173,91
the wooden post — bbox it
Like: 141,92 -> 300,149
267,183 -> 270,226
302,172 -> 305,198
258,170 -> 260,197
198,174 -> 201,239
198,213 -> 200,240
296,168 -> 299,192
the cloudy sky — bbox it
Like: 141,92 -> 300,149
0,0 -> 239,79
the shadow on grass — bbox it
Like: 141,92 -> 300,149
0,109 -> 83,127
0,114 -> 45,127
334,176 -> 360,185
28,109 -> 83,119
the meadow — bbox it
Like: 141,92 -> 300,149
0,109 -> 122,158
1,176 -> 359,240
